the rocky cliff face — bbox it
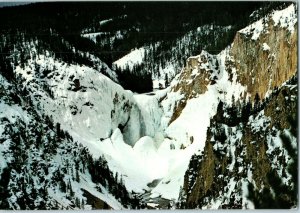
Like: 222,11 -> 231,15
181,77 -> 297,209
179,4 -> 298,209
0,3 -> 297,210
168,51 -> 220,124
230,4 -> 297,100
173,52 -> 219,97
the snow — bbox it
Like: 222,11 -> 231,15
191,68 -> 199,76
228,143 -> 236,171
133,136 -> 156,152
0,101 -> 30,126
4,38 -> 248,203
0,3 -> 297,209
81,177 -> 124,209
99,18 -> 113,26
81,32 -> 106,43
27,58 -> 167,195
25,56 -> 136,146
81,30 -> 123,44
272,4 -> 297,33
262,43 -> 270,51
265,127 -> 296,187
10,53 -> 162,194
241,178 -> 254,209
81,17 -> 115,43
239,4 -> 297,40
239,19 -> 264,40
48,46 -> 246,200
0,138 -> 7,173
4,5 -> 295,205
153,79 -> 165,89
165,88 -> 218,150
47,157 -> 124,210
247,164 -> 253,183
97,129 -> 168,193
146,48 -> 247,200
154,64 -> 178,89
113,47 -> 145,70
147,203 -> 159,208
160,90 -> 184,128
248,110 -> 271,134
0,93 -> 124,209
0,101 -> 31,173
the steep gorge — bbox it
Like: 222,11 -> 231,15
231,5 -> 297,100
0,2 -> 297,210
181,79 -> 297,209
179,4 -> 298,209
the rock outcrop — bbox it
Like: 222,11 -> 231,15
179,4 -> 298,209
173,52 -> 219,97
230,4 -> 297,100
169,51 -> 219,124
181,78 -> 297,209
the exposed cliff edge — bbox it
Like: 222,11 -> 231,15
178,4 -> 298,209
168,4 -> 297,125
0,2 -> 297,210
231,4 -> 297,101
180,76 -> 297,209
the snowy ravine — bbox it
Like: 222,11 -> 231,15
146,48 -> 247,200
177,3 -> 298,209
0,2 -> 297,209
10,38 -> 249,203
111,25 -> 233,89
0,74 -> 125,209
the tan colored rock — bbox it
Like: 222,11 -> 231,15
230,20 -> 297,101
169,52 -> 217,124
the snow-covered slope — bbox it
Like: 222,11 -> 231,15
180,76 -> 298,209
0,3 -> 297,210
239,4 -> 297,40
0,74 -> 125,210
113,48 -> 146,71
5,17 -> 260,202
112,25 -> 233,89
146,48 -> 247,200
6,47 -> 169,196
178,3 -> 298,209
14,53 -> 142,148
9,40 -> 247,202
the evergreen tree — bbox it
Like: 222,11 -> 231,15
59,180 -> 67,193
0,167 -> 11,209
254,92 -> 260,112
165,73 -> 169,87
215,100 -> 224,122
75,170 -> 80,182
241,98 -> 252,123
228,95 -> 238,126
56,123 -> 61,138
247,116 -> 297,208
